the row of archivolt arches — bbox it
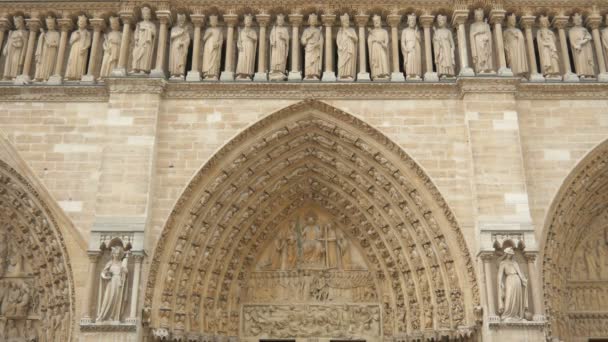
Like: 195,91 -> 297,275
0,100 -> 606,341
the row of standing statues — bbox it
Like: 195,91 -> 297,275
2,7 -> 608,83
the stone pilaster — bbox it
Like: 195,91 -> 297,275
220,13 -> 239,81
586,14 -> 608,82
150,10 -> 171,78
387,13 -> 405,81
519,15 -> 545,82
254,13 -> 271,82
186,14 -> 205,82
321,13 -> 336,82
452,10 -> 475,76
490,9 -> 513,76
80,252 -> 100,323
82,17 -> 105,83
14,16 -> 40,84
47,17 -> 73,84
355,14 -> 370,82
524,253 -> 545,321
288,13 -> 303,81
419,14 -> 438,82
552,15 -> 579,82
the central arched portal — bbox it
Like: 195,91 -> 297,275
144,100 -> 480,341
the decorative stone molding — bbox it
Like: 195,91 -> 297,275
105,77 -> 166,94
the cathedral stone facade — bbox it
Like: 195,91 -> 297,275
0,0 -> 607,341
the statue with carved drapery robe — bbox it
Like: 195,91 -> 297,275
537,16 -> 561,78
96,246 -> 129,322
201,15 -> 223,80
401,13 -> 422,80
131,6 -> 156,74
65,15 -> 91,80
236,15 -> 258,80
503,14 -> 528,76
433,15 -> 455,77
300,213 -> 325,268
569,13 -> 595,78
269,14 -> 289,81
169,14 -> 191,79
301,14 -> 323,80
497,247 -> 529,321
99,17 -> 122,78
368,15 -> 390,80
470,9 -> 494,74
34,17 -> 60,81
336,13 -> 357,80
2,16 -> 28,80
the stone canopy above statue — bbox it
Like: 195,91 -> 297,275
256,207 -> 368,272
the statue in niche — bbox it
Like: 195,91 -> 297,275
537,16 -> 561,78
301,212 -> 325,268
34,17 -> 60,81
336,13 -> 357,81
469,8 -> 494,74
99,16 -> 122,78
131,6 -> 156,74
433,14 -> 455,78
2,16 -> 28,80
301,14 -> 323,80
569,13 -> 595,78
169,14 -> 191,79
497,247 -> 529,321
269,14 -> 289,81
503,14 -> 528,76
368,15 -> 390,80
96,246 -> 129,322
201,15 -> 223,80
401,13 -> 422,80
64,15 -> 91,80
235,14 -> 258,80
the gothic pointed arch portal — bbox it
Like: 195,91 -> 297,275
144,100 -> 480,341
0,160 -> 75,341
541,139 -> 608,341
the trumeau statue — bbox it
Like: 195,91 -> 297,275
569,13 -> 595,78
96,246 -> 130,322
99,16 -> 122,78
301,14 -> 323,80
433,14 -> 455,78
269,14 -> 289,81
470,8 -> 494,74
131,6 -> 157,74
235,14 -> 258,80
201,15 -> 223,80
2,16 -> 28,80
401,13 -> 422,80
368,15 -> 390,80
169,14 -> 191,79
537,15 -> 561,78
497,247 -> 529,321
34,17 -> 60,82
503,14 -> 528,76
336,13 -> 357,81
65,15 -> 91,80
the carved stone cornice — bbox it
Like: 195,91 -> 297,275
104,77 -> 166,94
79,322 -> 137,332
457,77 -> 519,96
517,82 -> 608,99
0,84 -> 108,101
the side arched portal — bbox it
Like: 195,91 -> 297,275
541,139 -> 608,341
144,100 -> 480,341
0,159 -> 76,341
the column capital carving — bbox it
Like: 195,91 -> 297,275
354,14 -> 368,27
387,14 -> 401,27
585,14 -> 602,30
57,18 -> 73,32
87,251 -> 101,263
552,15 -> 569,29
451,10 -> 470,26
131,252 -> 146,263
321,13 -> 336,26
288,13 -> 304,26
489,9 -> 506,24
523,252 -> 537,262
156,10 -> 172,25
223,13 -> 239,26
419,14 -> 434,28
190,14 -> 205,27
519,15 -> 536,29
478,252 -> 496,261
256,13 -> 271,27
25,17 -> 41,31
0,17 -> 10,31
89,17 -> 106,31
